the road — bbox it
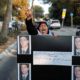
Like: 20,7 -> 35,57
51,27 -> 78,36
0,55 -> 17,80
0,41 -> 17,80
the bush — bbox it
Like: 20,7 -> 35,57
8,30 -> 20,38
74,16 -> 80,26
21,24 -> 26,31
0,36 -> 8,45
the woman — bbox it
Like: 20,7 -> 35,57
25,9 -> 53,35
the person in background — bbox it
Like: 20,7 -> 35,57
8,21 -> 13,33
20,64 -> 29,80
75,37 -> 80,56
74,66 -> 80,80
19,36 -> 29,54
25,9 -> 54,36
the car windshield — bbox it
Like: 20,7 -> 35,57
52,21 -> 59,23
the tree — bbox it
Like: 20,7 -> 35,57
0,0 -> 12,38
43,0 -> 80,25
0,0 -> 30,44
12,0 -> 29,20
0,0 -> 8,20
33,5 -> 44,18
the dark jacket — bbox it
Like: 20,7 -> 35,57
20,48 -> 29,54
25,19 -> 53,35
20,74 -> 29,80
25,19 -> 38,35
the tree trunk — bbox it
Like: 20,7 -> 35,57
1,0 -> 12,38
31,0 -> 35,21
31,0 -> 34,15
31,0 -> 34,10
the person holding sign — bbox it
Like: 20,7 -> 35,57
25,9 -> 54,36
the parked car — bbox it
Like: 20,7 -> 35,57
50,19 -> 61,29
76,26 -> 80,36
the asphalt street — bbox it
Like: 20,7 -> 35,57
52,27 -> 78,36
0,55 -> 17,80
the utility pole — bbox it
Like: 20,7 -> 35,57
70,13 -> 73,27
31,0 -> 35,20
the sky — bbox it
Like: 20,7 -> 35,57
29,0 -> 50,14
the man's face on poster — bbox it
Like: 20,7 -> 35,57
20,37 -> 29,48
21,64 -> 29,75
75,38 -> 80,49
75,67 -> 80,79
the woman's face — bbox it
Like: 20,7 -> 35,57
21,64 -> 29,75
75,38 -> 80,49
75,67 -> 80,78
39,23 -> 48,35
20,37 -> 29,48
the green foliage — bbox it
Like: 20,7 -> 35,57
0,33 -> 8,45
0,0 -> 8,19
21,24 -> 26,31
0,0 -> 7,8
8,30 -> 20,38
48,0 -> 80,25
33,5 -> 44,18
12,8 -> 18,16
74,16 -> 80,25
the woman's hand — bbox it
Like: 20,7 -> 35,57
25,9 -> 33,20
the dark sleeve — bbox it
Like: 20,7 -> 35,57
25,19 -> 38,35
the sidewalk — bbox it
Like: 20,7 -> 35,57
52,27 -> 77,36
0,41 -> 17,58
0,53 -> 17,80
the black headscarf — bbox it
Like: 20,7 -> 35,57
37,21 -> 49,34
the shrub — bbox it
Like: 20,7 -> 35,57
74,16 -> 80,26
0,36 -> 8,45
21,24 -> 26,31
8,30 -> 20,38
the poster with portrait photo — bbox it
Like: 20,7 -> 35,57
18,63 -> 31,80
72,65 -> 80,80
74,36 -> 80,56
17,35 -> 31,55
